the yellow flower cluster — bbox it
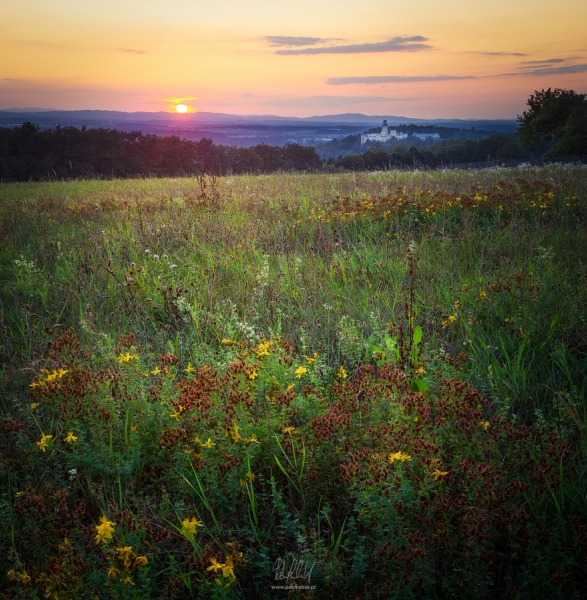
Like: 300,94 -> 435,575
295,366 -> 307,379
37,433 -> 53,452
389,451 -> 412,464
337,366 -> 348,380
208,555 -> 236,588
118,351 -> 139,363
95,516 -> 115,544
29,367 -> 69,388
181,517 -> 203,539
252,340 -> 272,357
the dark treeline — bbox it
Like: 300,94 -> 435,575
330,133 -> 532,171
0,123 -> 323,181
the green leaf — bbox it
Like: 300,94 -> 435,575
413,325 -> 422,346
410,379 -> 429,393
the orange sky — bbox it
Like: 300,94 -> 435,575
1,0 -> 586,118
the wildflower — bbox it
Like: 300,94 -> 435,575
337,366 -> 348,380
415,366 -> 426,375
207,558 -> 224,573
118,352 -> 139,363
107,567 -> 120,580
170,409 -> 183,419
64,431 -> 78,443
477,289 -> 487,302
389,451 -> 412,464
247,434 -> 260,444
221,338 -> 234,345
239,472 -> 256,486
227,424 -> 241,442
432,470 -> 449,480
95,516 -> 115,544
448,314 -> 457,323
200,438 -> 215,449
184,362 -> 196,373
30,403 -> 39,409
248,368 -> 259,381
135,556 -> 148,566
151,366 -> 161,375
144,249 -> 150,254
222,555 -> 235,579
181,517 -> 203,539
283,426 -> 299,435
253,340 -> 272,357
480,421 -> 490,431
153,254 -> 159,260
295,366 -> 308,379
306,352 -> 318,365
122,577 -> 135,586
37,433 -> 53,452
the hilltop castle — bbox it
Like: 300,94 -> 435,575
360,120 -> 408,145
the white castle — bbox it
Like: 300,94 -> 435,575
361,120 -> 408,145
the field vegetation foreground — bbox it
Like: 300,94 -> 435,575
1,166 -> 587,599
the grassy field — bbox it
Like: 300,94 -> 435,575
1,166 -> 587,598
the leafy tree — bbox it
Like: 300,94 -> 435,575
517,88 -> 587,151
335,153 -> 365,171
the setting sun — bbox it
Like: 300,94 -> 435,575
176,104 -> 188,113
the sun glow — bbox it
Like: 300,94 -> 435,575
176,104 -> 188,113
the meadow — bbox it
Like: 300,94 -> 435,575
1,165 -> 587,598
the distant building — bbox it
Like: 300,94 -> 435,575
412,133 -> 441,141
360,120 -> 408,145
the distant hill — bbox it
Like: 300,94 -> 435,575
0,109 -> 518,147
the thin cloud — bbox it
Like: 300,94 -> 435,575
260,95 -> 411,108
470,51 -> 528,57
520,58 -> 567,65
275,36 -> 431,55
264,36 -> 335,47
500,63 -> 587,76
117,48 -> 147,55
327,75 -> 476,85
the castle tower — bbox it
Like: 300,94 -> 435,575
381,119 -> 389,138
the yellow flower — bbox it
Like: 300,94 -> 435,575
151,366 -> 161,375
207,558 -> 224,573
227,424 -> 241,442
118,352 -> 138,363
107,567 -> 119,580
306,352 -> 318,365
57,367 -> 69,378
64,431 -> 77,443
248,368 -> 259,380
183,362 -> 196,373
252,340 -> 272,357
389,451 -> 412,464
135,556 -> 148,566
181,517 -> 203,539
247,434 -> 260,444
480,421 -> 490,431
295,366 -> 307,379
200,438 -> 215,449
432,469 -> 449,480
222,555 -> 235,579
337,366 -> 348,380
283,426 -> 299,435
30,403 -> 39,409
36,433 -> 53,452
95,516 -> 115,544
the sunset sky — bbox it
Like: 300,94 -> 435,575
1,0 -> 586,119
